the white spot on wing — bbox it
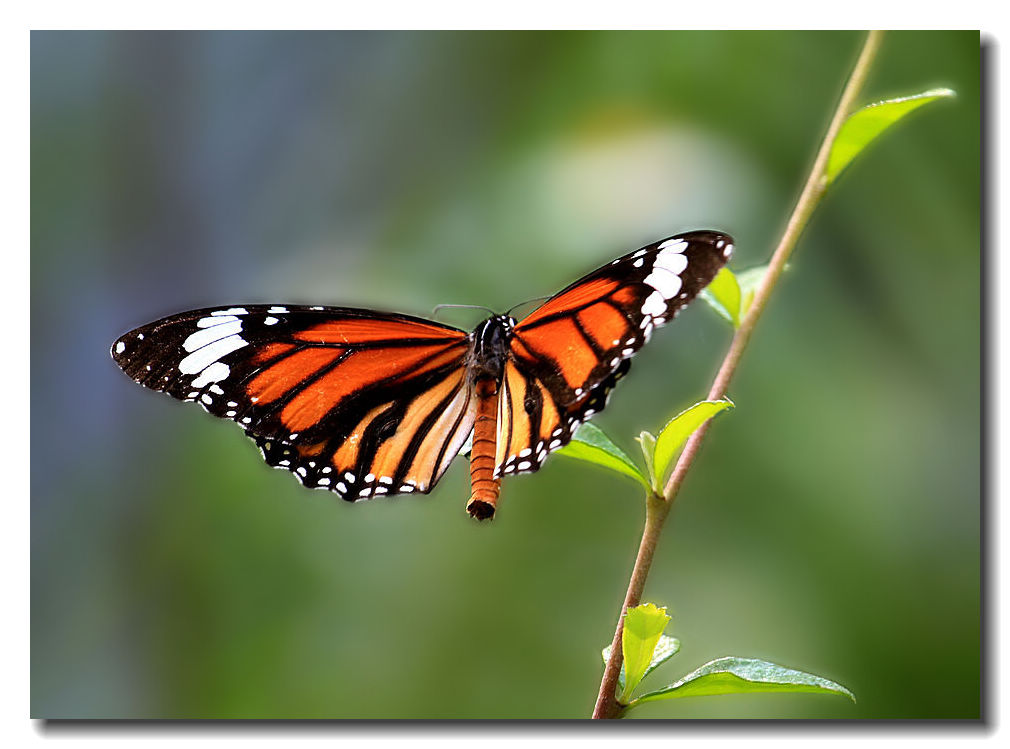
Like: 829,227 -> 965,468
658,238 -> 687,252
115,341 -> 126,354
183,320 -> 243,352
641,291 -> 666,317
268,306 -> 288,313
197,315 -> 238,328
264,317 -> 278,325
178,335 -> 247,374
654,249 -> 689,277
644,268 -> 683,299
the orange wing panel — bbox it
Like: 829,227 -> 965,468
369,372 -> 463,480
518,317 -> 597,390
405,380 -> 476,491
294,317 -> 464,345
496,363 -> 531,467
536,382 -> 562,442
279,344 -> 458,432
252,342 -> 297,364
518,277 -> 618,327
577,302 -> 630,351
247,348 -> 345,404
609,286 -> 638,305
331,403 -> 391,471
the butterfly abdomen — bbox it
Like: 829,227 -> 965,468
466,376 -> 502,520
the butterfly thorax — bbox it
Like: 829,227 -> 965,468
466,315 -> 517,384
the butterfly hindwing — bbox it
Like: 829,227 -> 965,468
495,231 -> 733,477
112,305 -> 475,499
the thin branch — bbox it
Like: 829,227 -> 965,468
592,493 -> 670,719
591,30 -> 885,720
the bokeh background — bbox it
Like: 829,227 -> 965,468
31,31 -> 980,719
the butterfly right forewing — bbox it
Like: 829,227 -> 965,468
494,231 -> 733,477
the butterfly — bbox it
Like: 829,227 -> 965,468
112,230 -> 733,519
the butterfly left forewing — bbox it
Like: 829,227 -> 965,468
495,231 -> 733,477
112,305 -> 475,499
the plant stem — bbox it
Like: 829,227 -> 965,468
591,30 -> 884,720
592,492 -> 670,719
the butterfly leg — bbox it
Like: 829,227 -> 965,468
466,377 -> 502,520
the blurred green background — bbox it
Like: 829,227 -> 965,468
31,31 -> 979,719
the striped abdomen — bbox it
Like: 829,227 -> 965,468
466,376 -> 502,520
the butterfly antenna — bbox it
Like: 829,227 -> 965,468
506,296 -> 552,317
431,303 -> 498,321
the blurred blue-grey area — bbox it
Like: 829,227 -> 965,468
31,31 -> 980,718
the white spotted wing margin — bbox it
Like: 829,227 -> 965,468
493,230 -> 733,479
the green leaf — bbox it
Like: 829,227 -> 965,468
602,634 -> 680,702
734,263 -> 771,319
652,399 -> 735,486
556,422 -> 649,489
630,656 -> 856,707
620,603 -> 672,702
637,430 -> 657,491
639,634 -> 680,682
700,266 -> 741,327
826,88 -> 955,185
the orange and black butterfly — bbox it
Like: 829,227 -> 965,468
111,231 -> 733,519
